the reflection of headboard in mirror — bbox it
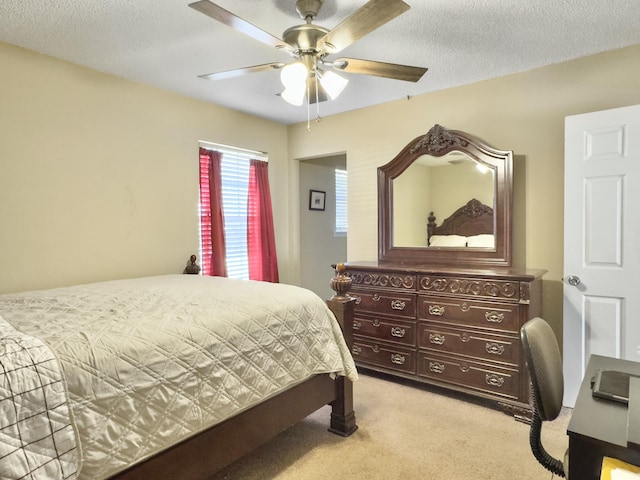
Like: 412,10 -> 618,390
427,198 -> 494,247
378,124 -> 512,267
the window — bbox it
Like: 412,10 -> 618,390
199,143 -> 269,280
335,168 -> 348,235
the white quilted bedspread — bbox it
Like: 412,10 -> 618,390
0,275 -> 357,479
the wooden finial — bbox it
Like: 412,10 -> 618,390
329,262 -> 352,299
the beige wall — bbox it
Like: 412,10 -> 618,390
286,44 -> 640,342
0,42 -> 289,293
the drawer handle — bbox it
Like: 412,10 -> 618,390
429,361 -> 445,374
354,296 -> 362,305
391,300 -> 406,311
352,345 -> 361,355
372,293 -> 381,301
429,333 -> 445,345
485,311 -> 504,323
353,320 -> 361,330
391,327 -> 406,338
372,344 -> 380,353
486,373 -> 505,387
429,305 -> 445,316
391,354 -> 406,365
486,342 -> 505,355
373,319 -> 381,327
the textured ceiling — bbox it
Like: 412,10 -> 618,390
2,0 -> 640,125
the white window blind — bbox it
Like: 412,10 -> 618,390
221,155 -> 250,279
335,168 -> 348,235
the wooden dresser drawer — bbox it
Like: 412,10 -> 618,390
417,322 -> 520,366
352,338 -> 416,374
417,352 -> 520,400
417,275 -> 521,302
349,271 -> 416,292
353,314 -> 416,347
352,289 -> 416,319
418,296 -> 519,332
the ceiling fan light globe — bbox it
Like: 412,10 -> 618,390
280,62 -> 308,89
319,70 -> 348,100
281,86 -> 306,106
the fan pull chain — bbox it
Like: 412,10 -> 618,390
306,74 -> 311,132
315,72 -> 321,123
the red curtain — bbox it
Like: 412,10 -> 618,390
199,148 -> 227,277
247,159 -> 279,282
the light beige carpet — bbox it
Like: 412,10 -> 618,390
209,373 -> 570,479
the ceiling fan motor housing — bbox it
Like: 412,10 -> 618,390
295,0 -> 324,21
283,24 -> 329,54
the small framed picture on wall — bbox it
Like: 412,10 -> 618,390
309,190 -> 326,211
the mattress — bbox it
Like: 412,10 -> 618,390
0,275 -> 358,479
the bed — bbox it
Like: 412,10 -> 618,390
426,198 -> 495,248
0,272 -> 358,480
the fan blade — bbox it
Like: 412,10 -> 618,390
189,0 -> 288,50
199,63 -> 285,81
319,0 -> 410,54
335,57 -> 427,82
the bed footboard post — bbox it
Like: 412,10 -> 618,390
326,263 -> 358,437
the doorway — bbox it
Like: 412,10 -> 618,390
299,154 -> 347,299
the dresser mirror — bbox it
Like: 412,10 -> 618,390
378,124 -> 513,267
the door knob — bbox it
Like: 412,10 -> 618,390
567,275 -> 581,286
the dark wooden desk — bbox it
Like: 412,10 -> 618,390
568,354 -> 640,479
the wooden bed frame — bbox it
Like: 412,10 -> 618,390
427,198 -> 493,243
112,267 -> 357,480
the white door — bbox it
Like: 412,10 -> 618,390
563,104 -> 640,407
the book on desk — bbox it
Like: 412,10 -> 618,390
592,370 -> 640,451
592,370 -> 638,404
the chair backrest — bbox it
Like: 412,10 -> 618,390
521,317 -> 567,477
520,317 -> 564,422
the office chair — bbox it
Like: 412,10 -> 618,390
520,317 -> 568,478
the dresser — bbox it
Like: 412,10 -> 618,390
358,124 -> 547,417
346,262 -> 545,416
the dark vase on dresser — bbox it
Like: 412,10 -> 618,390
345,125 -> 545,419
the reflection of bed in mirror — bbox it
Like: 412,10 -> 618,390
427,198 -> 495,248
391,149 -> 495,250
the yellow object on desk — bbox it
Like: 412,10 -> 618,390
601,456 -> 640,480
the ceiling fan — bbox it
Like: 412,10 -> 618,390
189,0 -> 428,107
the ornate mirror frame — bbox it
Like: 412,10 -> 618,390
378,124 -> 513,267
